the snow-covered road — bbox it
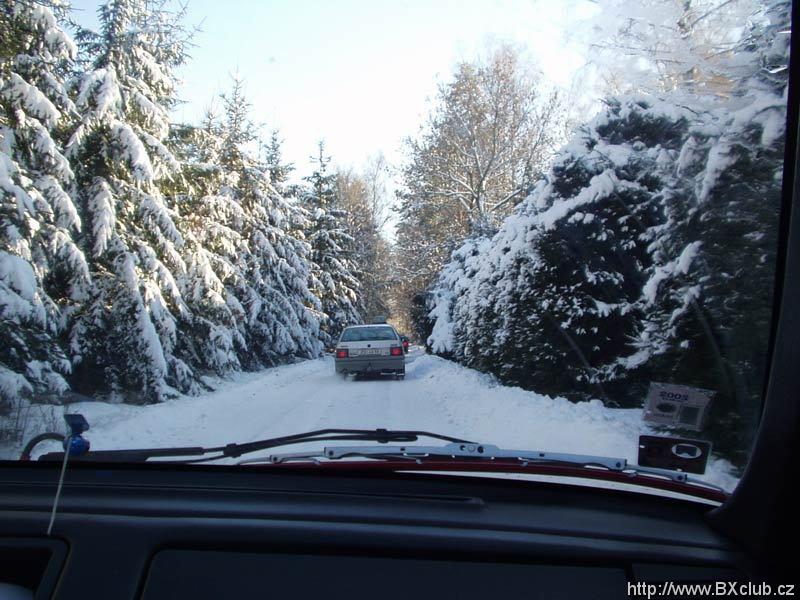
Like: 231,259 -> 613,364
14,349 -> 739,492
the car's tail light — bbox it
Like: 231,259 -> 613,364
390,347 -> 403,356
402,340 -> 409,349
336,349 -> 348,358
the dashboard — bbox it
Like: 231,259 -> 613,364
0,463 -> 750,599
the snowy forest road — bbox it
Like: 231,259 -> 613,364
19,348 -> 738,493
62,347 -> 460,456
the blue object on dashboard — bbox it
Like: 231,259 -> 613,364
64,435 -> 91,457
63,414 -> 91,456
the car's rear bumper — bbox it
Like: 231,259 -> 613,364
335,355 -> 405,374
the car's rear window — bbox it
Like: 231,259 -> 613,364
340,327 -> 398,342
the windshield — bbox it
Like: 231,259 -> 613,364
0,0 -> 791,502
340,327 -> 398,342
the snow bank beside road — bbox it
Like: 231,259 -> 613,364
404,355 -> 739,492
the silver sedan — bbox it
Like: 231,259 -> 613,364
334,325 -> 406,380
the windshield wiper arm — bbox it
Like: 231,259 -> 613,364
38,428 -> 476,463
255,442 -> 624,469
251,441 -> 724,492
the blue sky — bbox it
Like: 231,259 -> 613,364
69,0 -> 595,177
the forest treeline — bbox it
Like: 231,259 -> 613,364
0,0 -> 390,430
415,1 -> 789,461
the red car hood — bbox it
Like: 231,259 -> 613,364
253,457 -> 728,503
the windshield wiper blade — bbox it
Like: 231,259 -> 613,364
38,429 -> 476,463
250,441 -> 725,493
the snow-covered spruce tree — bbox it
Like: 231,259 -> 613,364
263,128 -> 294,193
211,79 -> 323,366
633,1 -> 789,461
302,142 -> 361,343
427,234 -> 491,359
0,0 -> 89,424
165,110 -> 247,377
65,0 -> 195,402
429,99 -> 687,403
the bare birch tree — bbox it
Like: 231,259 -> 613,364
336,156 -> 393,321
587,0 -> 764,98
394,43 -> 571,333
400,43 -> 568,236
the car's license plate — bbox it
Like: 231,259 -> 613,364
361,349 -> 383,355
